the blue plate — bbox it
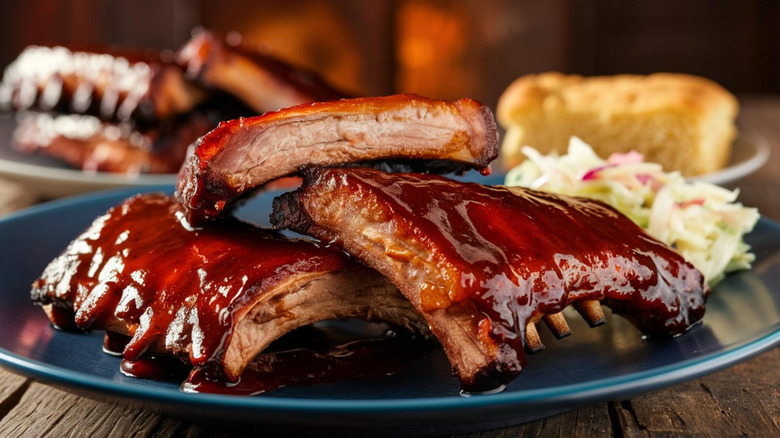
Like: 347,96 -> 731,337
1,184 -> 779,436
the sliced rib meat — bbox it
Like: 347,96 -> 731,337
177,29 -> 347,114
31,193 -> 428,381
0,45 -> 207,122
271,168 -> 710,391
176,94 -> 499,225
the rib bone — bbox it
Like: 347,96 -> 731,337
524,323 -> 545,353
574,300 -> 607,327
542,312 -> 572,339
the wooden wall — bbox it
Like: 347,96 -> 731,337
0,0 -> 777,108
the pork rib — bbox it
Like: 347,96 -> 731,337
0,45 -> 207,122
177,29 -> 347,114
271,168 -> 710,391
176,94 -> 499,224
31,193 -> 428,381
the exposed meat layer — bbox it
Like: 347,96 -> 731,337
0,45 -> 207,122
271,168 -> 710,391
176,94 -> 499,225
13,112 -> 214,174
177,29 -> 347,114
31,193 -> 427,381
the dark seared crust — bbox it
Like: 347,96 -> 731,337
176,94 -> 500,225
456,98 -> 498,164
271,191 -> 312,233
272,178 -> 514,390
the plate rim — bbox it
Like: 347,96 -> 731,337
0,322 -> 778,413
689,129 -> 771,185
0,156 -> 177,186
0,188 -> 779,415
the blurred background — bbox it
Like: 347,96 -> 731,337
1,0 -> 778,108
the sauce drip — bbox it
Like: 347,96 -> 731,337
121,355 -> 190,381
103,332 -> 131,356
183,334 -> 432,395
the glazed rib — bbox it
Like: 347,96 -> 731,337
176,94 -> 499,224
271,168 -> 710,391
177,29 -> 347,114
0,45 -> 207,122
31,193 -> 428,381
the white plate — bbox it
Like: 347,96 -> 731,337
0,117 -> 771,198
689,130 -> 771,185
0,117 -> 176,198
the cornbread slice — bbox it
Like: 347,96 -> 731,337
497,72 -> 739,176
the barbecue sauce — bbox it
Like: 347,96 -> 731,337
106,323 -> 432,394
285,168 -> 710,387
102,332 -> 131,356
32,193 -> 352,370
121,355 -> 190,381
183,334 -> 432,395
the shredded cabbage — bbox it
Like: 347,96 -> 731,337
504,137 -> 759,286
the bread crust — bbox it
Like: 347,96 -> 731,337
497,72 -> 739,176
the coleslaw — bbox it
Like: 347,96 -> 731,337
504,137 -> 759,286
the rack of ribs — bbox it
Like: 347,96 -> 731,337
0,45 -> 206,122
177,29 -> 347,114
31,193 -> 428,383
175,94 -> 499,225
1,31 -> 351,176
271,167 -> 710,392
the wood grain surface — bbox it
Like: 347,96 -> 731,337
0,97 -> 778,437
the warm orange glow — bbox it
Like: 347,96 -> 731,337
396,1 -> 472,99
235,2 -> 364,95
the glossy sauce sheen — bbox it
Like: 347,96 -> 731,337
306,169 -> 709,364
121,355 -> 190,381
107,322 -> 430,394
32,193 -> 351,370
183,336 -> 432,395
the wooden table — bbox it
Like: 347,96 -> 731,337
0,97 -> 778,437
